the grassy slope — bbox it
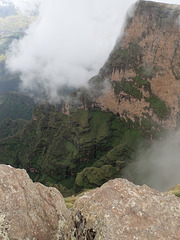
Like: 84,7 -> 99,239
0,118 -> 28,139
168,185 -> 180,198
0,91 -> 36,123
0,105 -> 151,196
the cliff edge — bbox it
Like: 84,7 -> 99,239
86,1 -> 180,129
1,164 -> 180,240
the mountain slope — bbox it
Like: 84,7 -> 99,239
0,91 -> 35,123
0,0 -> 180,195
0,104 -> 146,196
84,1 -> 180,129
0,91 -> 35,139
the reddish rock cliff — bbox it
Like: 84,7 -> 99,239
90,1 -> 180,129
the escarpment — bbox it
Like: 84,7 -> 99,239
80,1 -> 180,129
1,0 -> 180,197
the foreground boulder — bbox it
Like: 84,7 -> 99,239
0,164 -> 69,240
1,164 -> 180,240
65,178 -> 180,240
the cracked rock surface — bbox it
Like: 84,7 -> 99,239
0,164 -> 69,240
1,164 -> 180,240
65,178 -> 180,240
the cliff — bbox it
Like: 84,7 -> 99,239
85,1 -> 180,129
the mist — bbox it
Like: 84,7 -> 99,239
123,130 -> 180,192
5,0 -> 180,101
6,0 -> 40,12
6,0 -> 137,101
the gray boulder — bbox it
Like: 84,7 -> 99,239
0,164 -> 69,240
65,178 -> 180,240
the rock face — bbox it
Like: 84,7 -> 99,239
89,1 -> 180,129
1,164 -> 180,240
0,164 -> 69,240
65,178 -> 180,240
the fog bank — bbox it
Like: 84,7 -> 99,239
123,130 -> 180,191
5,0 -> 180,101
6,0 -> 138,100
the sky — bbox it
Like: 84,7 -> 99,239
5,0 -> 180,100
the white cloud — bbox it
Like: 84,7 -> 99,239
9,0 -> 40,12
124,130 -> 180,192
6,0 -> 137,100
6,0 -> 180,100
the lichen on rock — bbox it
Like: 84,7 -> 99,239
65,178 -> 180,240
0,213 -> 10,240
0,164 -> 69,240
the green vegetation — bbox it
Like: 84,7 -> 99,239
113,80 -> 142,100
110,41 -> 170,121
110,43 -> 153,102
0,118 -> 28,139
146,95 -> 170,120
168,184 -> 180,198
132,76 -> 151,91
0,92 -> 36,123
0,0 -> 175,200
109,43 -> 142,71
138,1 -> 180,27
0,106 -> 149,196
75,165 -> 117,192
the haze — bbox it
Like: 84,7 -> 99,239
123,130 -> 180,192
5,0 -> 180,100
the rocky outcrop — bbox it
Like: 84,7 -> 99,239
1,164 -> 180,240
0,164 -> 69,240
65,178 -> 180,240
